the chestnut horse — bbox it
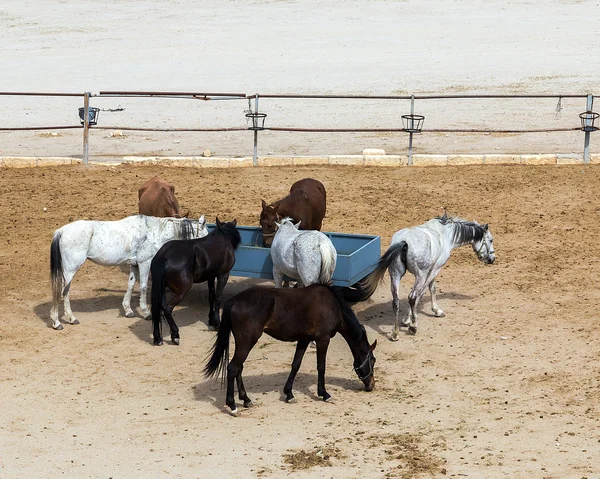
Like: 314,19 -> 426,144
139,177 -> 185,218
260,178 -> 326,247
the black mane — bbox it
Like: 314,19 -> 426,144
437,214 -> 485,246
211,221 -> 242,250
331,286 -> 367,342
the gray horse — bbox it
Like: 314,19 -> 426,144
362,213 -> 495,339
270,217 -> 337,288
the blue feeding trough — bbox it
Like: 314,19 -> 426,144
207,224 -> 380,287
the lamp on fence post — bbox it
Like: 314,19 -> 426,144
246,94 -> 267,167
580,94 -> 597,164
79,92 -> 99,165
402,96 -> 424,166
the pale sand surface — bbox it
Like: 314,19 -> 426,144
1,164 -> 600,478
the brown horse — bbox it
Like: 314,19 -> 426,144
260,178 -> 326,247
138,177 -> 185,218
204,284 -> 377,415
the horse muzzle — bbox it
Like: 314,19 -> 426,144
363,376 -> 375,392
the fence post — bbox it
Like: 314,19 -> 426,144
82,92 -> 90,165
408,95 -> 415,166
583,94 -> 594,164
253,94 -> 259,166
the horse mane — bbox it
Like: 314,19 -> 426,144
330,286 -> 366,342
211,221 -> 242,249
174,218 -> 196,240
437,214 -> 485,245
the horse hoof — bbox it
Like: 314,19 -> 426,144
208,323 -> 219,331
154,340 -> 164,346
142,311 -> 152,320
53,323 -> 64,331
229,408 -> 239,417
434,311 -> 446,318
285,396 -> 296,404
388,333 -> 399,342
172,338 -> 180,346
408,326 -> 417,335
243,400 -> 253,408
71,319 -> 80,325
124,310 -> 135,318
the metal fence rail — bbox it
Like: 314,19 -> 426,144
0,90 -> 596,165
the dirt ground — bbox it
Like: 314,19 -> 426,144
1,163 -> 600,478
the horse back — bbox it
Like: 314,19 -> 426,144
138,177 -> 181,217
279,179 -> 326,230
230,286 -> 341,342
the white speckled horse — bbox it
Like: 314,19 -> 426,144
362,213 -> 495,339
270,217 -> 337,288
49,214 -> 207,330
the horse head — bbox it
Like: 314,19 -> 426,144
260,200 -> 281,247
354,338 -> 377,391
276,217 -> 301,232
196,215 -> 208,238
472,223 -> 495,264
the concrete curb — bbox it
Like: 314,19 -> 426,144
0,154 -> 592,168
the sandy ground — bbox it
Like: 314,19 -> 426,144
0,0 -> 598,158
1,163 -> 600,478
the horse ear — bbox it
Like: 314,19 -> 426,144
483,223 -> 489,231
295,220 -> 301,229
261,199 -> 267,209
216,217 -> 221,226
441,210 -> 448,221
199,215 -> 206,226
232,219 -> 237,226
370,339 -> 377,351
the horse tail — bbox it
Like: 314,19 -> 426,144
50,232 -> 63,303
150,258 -> 167,343
204,297 -> 233,382
359,241 -> 408,297
318,241 -> 336,284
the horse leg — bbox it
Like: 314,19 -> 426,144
62,273 -> 80,326
227,340 -> 257,415
389,264 -> 406,341
161,288 -> 190,345
406,277 -> 429,336
284,340 -> 310,403
137,261 -> 152,319
211,272 -> 229,329
429,279 -> 445,317
273,267 -> 284,288
235,365 -> 253,408
122,265 -> 139,318
315,339 -> 331,401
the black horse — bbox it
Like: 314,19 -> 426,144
151,218 -> 241,346
204,284 -> 377,415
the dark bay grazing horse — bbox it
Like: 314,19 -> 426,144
204,284 -> 377,415
260,178 -> 326,247
361,213 -> 495,339
138,176 -> 186,218
151,218 -> 241,346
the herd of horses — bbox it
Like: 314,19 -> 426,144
49,176 -> 495,415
